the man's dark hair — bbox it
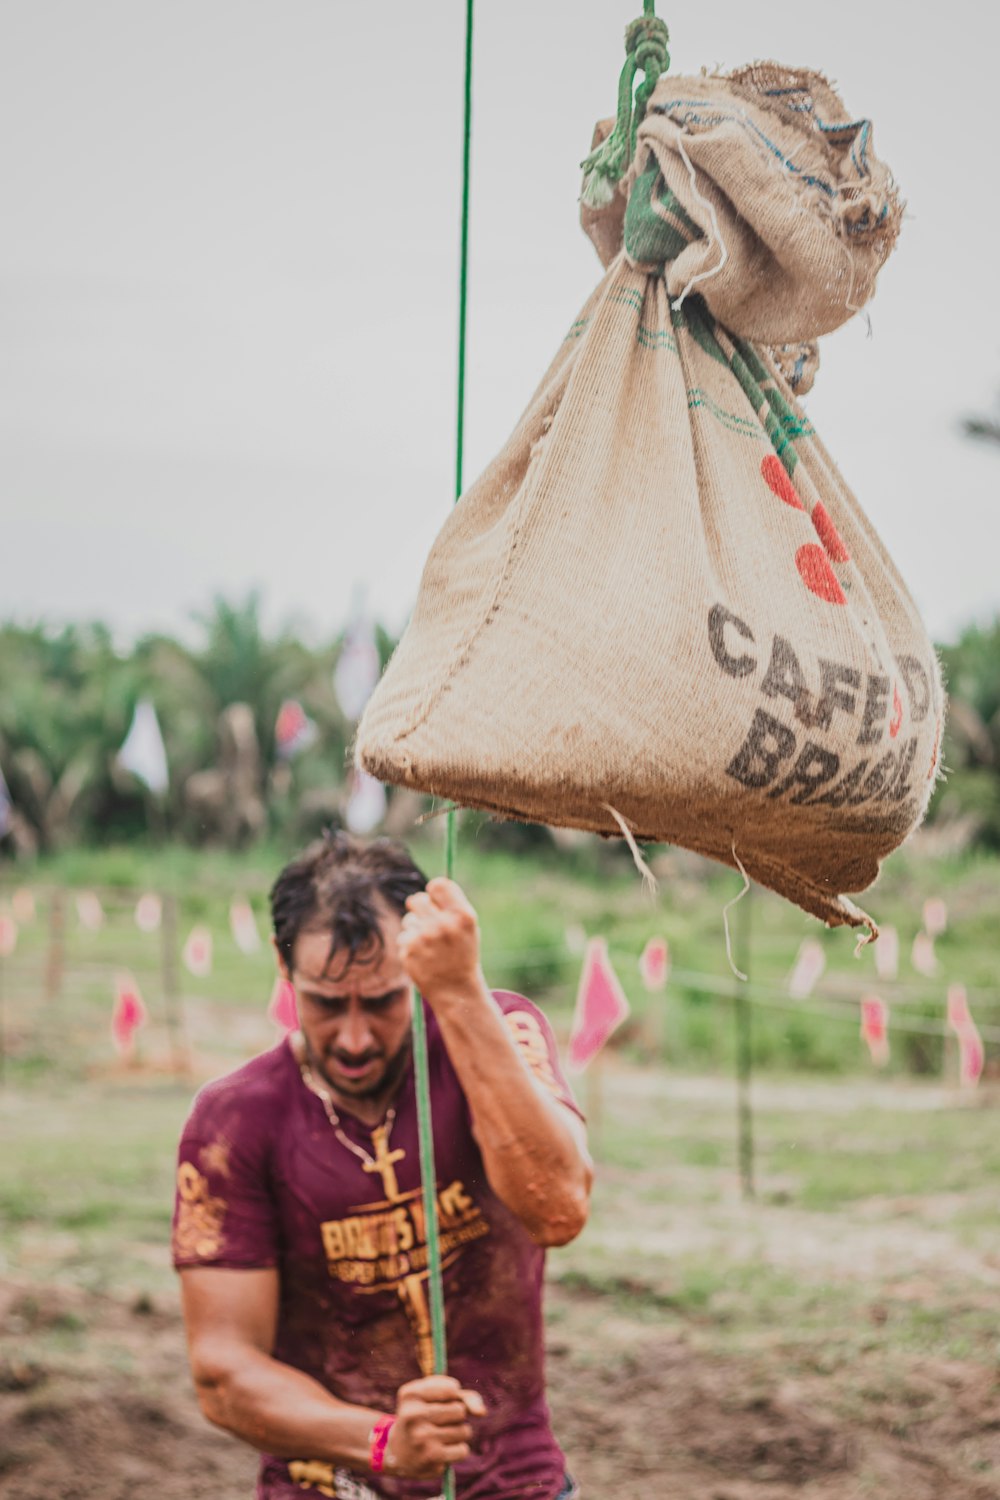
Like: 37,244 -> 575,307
270,830 -> 428,976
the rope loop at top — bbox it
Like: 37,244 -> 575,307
625,14 -> 669,76
580,6 -> 670,209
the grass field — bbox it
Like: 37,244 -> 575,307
2,837 -> 999,1497
2,830 -> 998,1083
3,1062 -> 999,1497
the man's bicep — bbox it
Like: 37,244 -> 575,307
180,1265 -> 280,1362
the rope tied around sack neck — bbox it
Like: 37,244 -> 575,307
580,0 -> 670,209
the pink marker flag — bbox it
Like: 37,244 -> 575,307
639,937 -> 670,993
946,983 -> 972,1033
76,890 -> 104,932
860,994 -> 890,1068
111,972 -> 147,1058
568,938 -> 630,1072
959,1030 -> 985,1090
275,699 -> 319,761
873,925 -> 899,982
911,931 -> 938,978
183,925 -> 213,978
11,888 -> 35,925
230,898 -> 261,955
788,937 -> 825,999
268,976 -> 299,1034
0,907 -> 17,958
946,984 -> 984,1090
135,892 -> 162,934
922,897 -> 948,939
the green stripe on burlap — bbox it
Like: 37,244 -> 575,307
567,277 -> 814,459
637,325 -> 678,352
686,388 -> 768,438
563,317 -> 590,342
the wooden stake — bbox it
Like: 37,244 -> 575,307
161,893 -> 188,1075
734,883 -> 755,1201
0,950 -> 6,1087
585,1048 -> 604,1151
43,888 -> 65,1006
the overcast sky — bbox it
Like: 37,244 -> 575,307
3,0 -> 999,647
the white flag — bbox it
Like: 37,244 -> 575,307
788,937 -> 826,999
334,615 -> 380,721
922,898 -> 948,939
564,925 -> 587,958
873,925 -> 899,982
118,700 -> 169,795
230,898 -> 262,955
76,890 -> 105,931
135,893 -> 162,933
911,931 -> 939,978
345,770 -> 387,834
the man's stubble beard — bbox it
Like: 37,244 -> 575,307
313,1030 -> 413,1109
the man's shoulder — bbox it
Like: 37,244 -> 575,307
490,990 -> 578,1109
490,988 -> 542,1017
490,989 -> 552,1036
184,1039 -> 294,1142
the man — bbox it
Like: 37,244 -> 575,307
173,832 -> 592,1499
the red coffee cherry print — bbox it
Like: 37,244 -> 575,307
795,543 -> 847,605
761,454 -> 804,510
811,502 -> 850,563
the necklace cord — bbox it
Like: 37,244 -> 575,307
298,1055 -> 397,1166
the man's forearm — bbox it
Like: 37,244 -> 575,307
430,980 -> 592,1244
193,1340 -> 381,1467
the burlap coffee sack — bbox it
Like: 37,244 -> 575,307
357,69 -> 939,930
584,62 -> 900,383
631,64 -> 902,342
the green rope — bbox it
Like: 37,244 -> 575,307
580,1 -> 670,209
455,0 -> 474,513
411,992 -> 449,1365
408,6 -> 474,1498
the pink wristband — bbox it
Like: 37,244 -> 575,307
369,1415 -> 395,1475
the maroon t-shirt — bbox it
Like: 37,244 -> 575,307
172,992 -> 582,1500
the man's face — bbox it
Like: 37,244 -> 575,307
285,906 -> 414,1105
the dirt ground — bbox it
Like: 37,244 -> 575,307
2,1274 -> 998,1500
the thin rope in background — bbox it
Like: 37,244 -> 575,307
410,7 -> 474,1497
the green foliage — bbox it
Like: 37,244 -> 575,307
0,596 -> 368,855
932,617 -> 1000,845
941,618 -> 1000,725
2,597 -> 1000,857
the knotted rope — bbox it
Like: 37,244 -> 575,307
580,0 -> 670,209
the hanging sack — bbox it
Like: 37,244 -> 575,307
357,61 -> 943,930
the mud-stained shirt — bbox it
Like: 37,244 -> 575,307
172,992 -> 582,1500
